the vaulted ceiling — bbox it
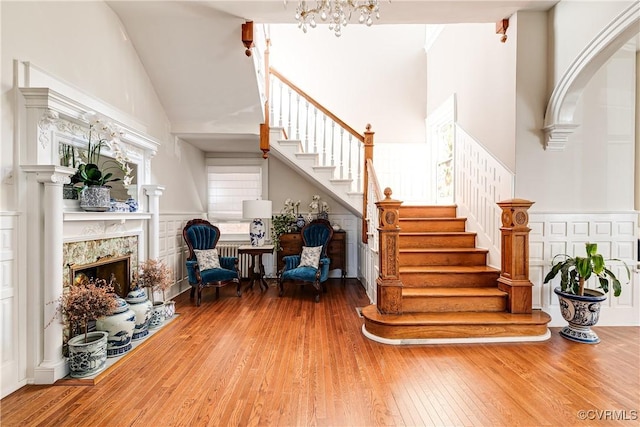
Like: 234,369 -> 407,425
107,1 -> 559,152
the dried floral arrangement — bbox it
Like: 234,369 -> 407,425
133,259 -> 174,302
52,276 -> 118,343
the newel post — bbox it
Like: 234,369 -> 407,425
362,124 -> 374,243
376,188 -> 403,314
497,199 -> 534,314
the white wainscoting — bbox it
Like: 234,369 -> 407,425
529,211 -> 639,326
0,212 -> 26,398
158,214 -> 205,301
454,126 -> 514,268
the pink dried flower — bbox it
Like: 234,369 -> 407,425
133,259 -> 173,292
55,276 -> 117,343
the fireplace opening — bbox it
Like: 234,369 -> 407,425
70,255 -> 131,298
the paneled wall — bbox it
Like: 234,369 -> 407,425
0,212 -> 25,398
157,214 -> 205,301
529,212 -> 638,326
454,126 -> 514,268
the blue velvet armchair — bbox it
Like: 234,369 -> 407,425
278,219 -> 334,303
183,219 -> 241,306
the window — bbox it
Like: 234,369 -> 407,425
206,163 -> 267,240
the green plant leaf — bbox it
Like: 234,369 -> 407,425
592,254 -> 605,275
598,277 -> 609,294
585,242 -> 597,257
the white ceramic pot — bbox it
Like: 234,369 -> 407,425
164,300 -> 176,319
67,331 -> 108,378
148,302 -> 166,330
125,287 -> 153,340
96,297 -> 136,358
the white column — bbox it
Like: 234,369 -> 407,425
142,185 -> 165,260
22,165 -> 75,384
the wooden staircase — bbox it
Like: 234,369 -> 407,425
362,205 -> 551,342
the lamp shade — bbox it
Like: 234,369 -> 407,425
242,200 -> 272,219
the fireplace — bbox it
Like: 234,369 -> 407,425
70,255 -> 132,298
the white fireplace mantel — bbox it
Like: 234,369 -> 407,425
16,61 -> 165,384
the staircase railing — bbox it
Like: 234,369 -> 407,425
268,68 -> 372,194
361,159 -> 385,302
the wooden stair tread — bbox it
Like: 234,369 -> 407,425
400,217 -> 465,222
362,306 -> 551,326
400,248 -> 488,253
399,265 -> 499,273
400,231 -> 476,236
403,287 -> 506,297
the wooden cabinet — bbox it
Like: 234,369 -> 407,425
277,230 -> 346,278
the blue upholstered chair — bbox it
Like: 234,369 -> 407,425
278,219 -> 334,303
183,219 -> 241,306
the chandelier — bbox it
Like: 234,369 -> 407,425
292,1 -> 381,37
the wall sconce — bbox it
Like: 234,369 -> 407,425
242,21 -> 254,56
496,18 -> 509,43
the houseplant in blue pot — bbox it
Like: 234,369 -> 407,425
543,242 -> 630,344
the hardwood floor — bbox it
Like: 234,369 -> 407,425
2,279 -> 639,426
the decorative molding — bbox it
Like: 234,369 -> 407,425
542,123 -> 580,152
543,2 -> 640,150
37,109 -> 59,149
20,87 -> 161,156
21,165 -> 75,185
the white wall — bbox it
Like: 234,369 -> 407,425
268,155 -> 351,216
269,24 -> 427,145
516,10 -> 636,211
548,1 -> 636,94
0,1 -> 205,213
426,23 -> 517,171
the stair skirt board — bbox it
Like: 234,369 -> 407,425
361,324 -> 551,345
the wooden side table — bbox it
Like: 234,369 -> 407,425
238,244 -> 274,291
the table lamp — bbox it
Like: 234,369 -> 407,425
242,200 -> 272,246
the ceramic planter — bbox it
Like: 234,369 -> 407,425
67,331 -> 109,378
148,301 -> 166,329
80,185 -> 111,212
554,287 -> 607,344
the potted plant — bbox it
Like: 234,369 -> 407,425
77,119 -> 133,212
543,242 -> 630,344
309,194 -> 330,220
53,276 -> 118,377
271,199 -> 298,251
59,143 -> 82,200
134,259 -> 174,328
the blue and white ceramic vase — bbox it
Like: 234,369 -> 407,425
126,197 -> 138,212
67,331 -> 108,378
296,214 -> 306,230
96,296 -> 136,358
125,287 -> 152,340
554,287 -> 606,344
164,300 -> 176,319
250,218 -> 266,246
148,301 -> 166,329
